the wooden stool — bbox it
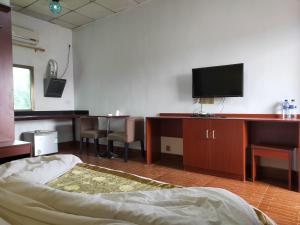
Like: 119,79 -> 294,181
251,145 -> 293,190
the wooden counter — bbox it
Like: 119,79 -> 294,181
146,113 -> 300,191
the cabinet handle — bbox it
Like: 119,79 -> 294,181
212,130 -> 216,139
205,129 -> 209,139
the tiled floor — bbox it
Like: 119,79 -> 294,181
61,143 -> 300,225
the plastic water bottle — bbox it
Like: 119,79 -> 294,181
289,99 -> 297,119
282,99 -> 290,119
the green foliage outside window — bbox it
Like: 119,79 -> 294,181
13,66 -> 33,110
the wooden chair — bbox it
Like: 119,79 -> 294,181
79,117 -> 107,156
251,144 -> 293,190
107,117 -> 145,162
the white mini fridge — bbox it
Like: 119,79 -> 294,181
22,130 -> 58,156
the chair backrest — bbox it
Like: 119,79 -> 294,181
80,117 -> 99,134
125,117 -> 144,143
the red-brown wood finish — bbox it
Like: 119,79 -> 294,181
0,5 -> 13,143
183,119 -> 210,169
160,112 -> 300,119
160,119 -> 182,138
249,122 -> 298,147
146,114 -> 300,190
252,145 -> 293,190
146,118 -> 161,164
183,119 -> 245,180
210,120 -> 245,179
0,141 -> 32,158
298,124 -> 300,192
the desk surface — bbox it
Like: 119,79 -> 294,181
89,115 -> 130,119
15,110 -> 89,121
147,114 -> 300,123
0,140 -> 31,148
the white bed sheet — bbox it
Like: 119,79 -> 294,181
0,155 -> 273,225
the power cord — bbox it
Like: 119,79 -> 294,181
59,44 -> 71,79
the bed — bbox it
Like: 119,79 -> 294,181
0,154 -> 275,225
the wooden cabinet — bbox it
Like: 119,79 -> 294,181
0,4 -> 14,143
183,119 -> 246,180
209,120 -> 245,176
183,119 -> 210,169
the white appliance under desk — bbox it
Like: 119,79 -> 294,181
22,130 -> 58,156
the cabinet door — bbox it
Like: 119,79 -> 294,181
0,7 -> 14,142
183,119 -> 211,169
210,120 -> 245,176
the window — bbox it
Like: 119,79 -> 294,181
13,65 -> 34,111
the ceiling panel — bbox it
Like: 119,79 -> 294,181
76,2 -> 113,20
60,0 -> 91,10
51,18 -> 77,29
95,0 -> 137,12
10,4 -> 23,11
10,0 -> 36,7
21,8 -> 54,21
59,11 -> 94,26
24,0 -> 70,18
11,0 -> 150,29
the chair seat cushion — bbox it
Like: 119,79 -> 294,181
81,130 -> 107,139
107,132 -> 126,142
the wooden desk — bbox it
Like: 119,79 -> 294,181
146,113 -> 300,191
15,110 -> 89,142
0,140 -> 32,159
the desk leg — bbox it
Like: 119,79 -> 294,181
146,119 -> 161,164
72,118 -> 76,142
298,123 -> 300,192
106,118 -> 110,152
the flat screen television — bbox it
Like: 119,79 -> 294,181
192,63 -> 244,98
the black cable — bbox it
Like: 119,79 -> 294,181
59,44 -> 71,79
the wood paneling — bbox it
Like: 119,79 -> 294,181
0,141 -> 31,158
183,119 -> 210,169
183,119 -> 246,180
146,118 -> 161,164
210,120 -> 245,179
0,5 -> 13,143
160,119 -> 182,138
249,122 -> 298,147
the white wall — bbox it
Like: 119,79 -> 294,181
12,12 -> 75,142
73,0 -> 300,116
73,0 -> 300,168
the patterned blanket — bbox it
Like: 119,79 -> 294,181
48,163 -> 177,194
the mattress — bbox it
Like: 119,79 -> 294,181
0,154 -> 276,225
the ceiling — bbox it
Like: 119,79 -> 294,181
11,0 -> 147,29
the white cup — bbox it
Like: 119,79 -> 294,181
115,110 -> 120,116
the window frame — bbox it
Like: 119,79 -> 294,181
13,64 -> 35,111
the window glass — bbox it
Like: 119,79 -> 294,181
13,65 -> 33,110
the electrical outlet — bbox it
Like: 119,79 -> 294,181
166,145 -> 171,152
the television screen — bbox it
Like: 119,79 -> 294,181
192,63 -> 244,98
